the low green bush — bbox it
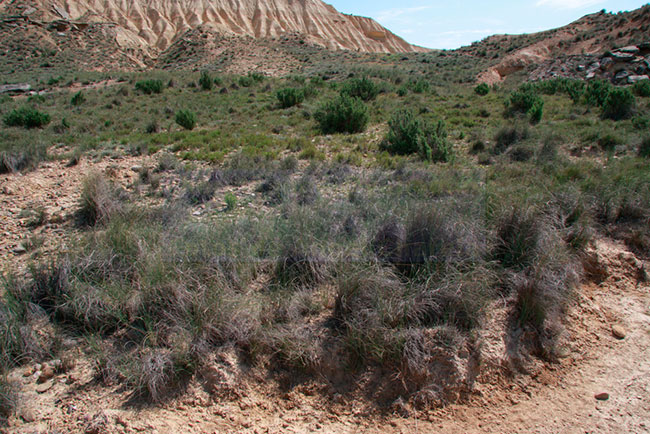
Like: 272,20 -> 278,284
602,87 -> 635,120
474,83 -> 489,96
175,110 -> 197,130
314,94 -> 369,134
506,85 -> 544,123
384,109 -> 452,162
199,71 -> 213,91
340,77 -> 379,101
3,107 -> 51,129
71,91 -> 85,106
135,79 -> 164,95
276,87 -> 305,108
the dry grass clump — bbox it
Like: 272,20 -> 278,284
76,172 -> 123,226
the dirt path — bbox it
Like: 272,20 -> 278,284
1,162 -> 649,433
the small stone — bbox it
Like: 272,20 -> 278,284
130,165 -> 143,172
37,365 -> 55,383
35,381 -> 53,393
20,408 -> 37,423
23,366 -> 35,377
612,324 -> 626,340
595,392 -> 609,401
13,244 -> 27,254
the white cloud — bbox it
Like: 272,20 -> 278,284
375,6 -> 432,25
536,0 -> 606,9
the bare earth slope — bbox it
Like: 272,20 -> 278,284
2,0 -> 425,54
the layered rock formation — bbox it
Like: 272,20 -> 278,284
2,0 -> 425,54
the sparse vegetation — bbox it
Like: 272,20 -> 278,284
276,87 -> 305,108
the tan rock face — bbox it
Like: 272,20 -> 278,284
18,0 -> 425,54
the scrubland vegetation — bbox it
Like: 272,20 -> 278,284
1,64 -> 649,412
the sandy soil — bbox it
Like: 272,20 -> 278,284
1,158 -> 648,434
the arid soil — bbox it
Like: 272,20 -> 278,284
1,156 -> 649,434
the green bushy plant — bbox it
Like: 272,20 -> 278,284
276,87 -> 305,108
474,83 -> 489,96
224,192 -> 237,211
199,71 -> 213,91
583,80 -> 611,107
506,86 -> 544,123
135,79 -> 164,95
314,94 -> 369,134
3,107 -> 51,129
602,87 -> 635,120
175,110 -> 197,130
71,91 -> 85,106
340,77 -> 379,101
384,109 -> 452,162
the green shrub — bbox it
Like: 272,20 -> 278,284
632,79 -> 650,97
384,109 -> 452,162
506,86 -> 544,122
639,137 -> 650,158
474,83 -> 489,96
583,80 -> 611,107
529,99 -> 544,124
199,71 -> 213,91
602,87 -> 635,120
3,107 -> 51,129
408,79 -> 430,94
71,91 -> 85,106
314,94 -> 369,134
225,192 -> 237,211
135,79 -> 164,95
340,77 -> 379,101
276,87 -> 305,108
175,110 -> 197,130
397,86 -> 408,97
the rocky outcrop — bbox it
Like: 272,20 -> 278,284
529,44 -> 650,84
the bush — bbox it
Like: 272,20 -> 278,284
199,71 -> 213,91
632,79 -> 650,97
314,94 -> 369,134
602,87 -> 635,120
384,109 -> 452,162
175,110 -> 197,130
529,99 -> 544,124
135,79 -> 164,95
3,107 -> 51,129
224,192 -> 237,211
506,86 -> 544,122
76,172 -> 122,226
0,376 -> 15,423
71,91 -> 85,106
340,77 -> 379,101
639,137 -> 650,158
474,83 -> 489,96
276,87 -> 305,108
583,80 -> 611,107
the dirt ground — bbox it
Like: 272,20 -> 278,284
1,156 -> 649,434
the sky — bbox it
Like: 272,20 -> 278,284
327,1 -> 649,49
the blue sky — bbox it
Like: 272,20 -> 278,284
327,1 -> 649,49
